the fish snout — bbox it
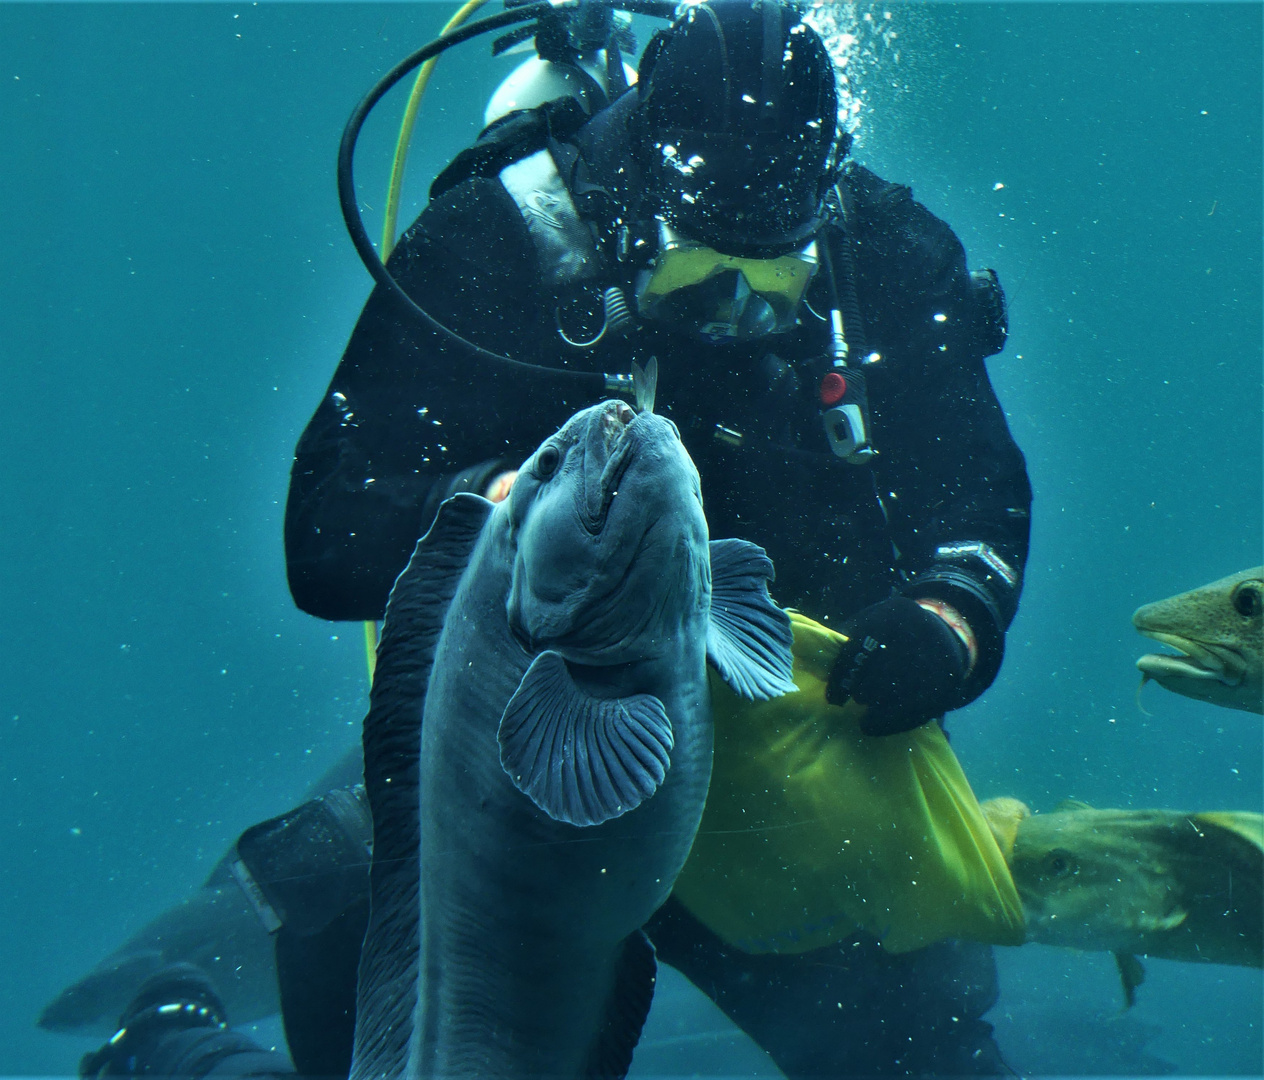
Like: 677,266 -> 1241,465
594,401 -> 638,469
600,400 -> 683,451
600,400 -> 636,441
578,402 -> 640,533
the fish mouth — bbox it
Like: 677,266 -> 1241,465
1023,905 -> 1187,950
1135,631 -> 1246,687
582,405 -> 643,534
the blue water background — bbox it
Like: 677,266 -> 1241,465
2,2 -> 1260,1075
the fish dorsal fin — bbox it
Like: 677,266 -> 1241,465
979,797 -> 1031,863
583,929 -> 658,1080
1193,811 -> 1264,852
352,493 -> 492,1080
632,356 -> 658,414
498,651 -> 673,827
1113,951 -> 1146,1009
706,538 -> 797,700
1054,798 -> 1095,813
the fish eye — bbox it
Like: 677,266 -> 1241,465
535,445 -> 561,478
1231,582 -> 1262,619
1045,850 -> 1075,877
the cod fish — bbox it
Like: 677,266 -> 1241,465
351,399 -> 795,1080
1133,567 -> 1264,713
984,798 -> 1263,1006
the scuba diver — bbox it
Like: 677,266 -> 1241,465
81,0 -> 1031,1076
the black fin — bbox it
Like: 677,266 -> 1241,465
1114,951 -> 1146,1009
583,930 -> 658,1080
499,651 -> 672,827
705,538 -> 797,700
352,494 -> 492,1079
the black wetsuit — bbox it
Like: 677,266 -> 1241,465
142,99 -> 1031,1080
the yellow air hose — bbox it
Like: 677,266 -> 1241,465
363,0 -> 492,683
382,0 -> 491,261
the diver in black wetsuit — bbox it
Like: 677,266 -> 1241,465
83,2 -> 1030,1077
284,3 -> 1028,735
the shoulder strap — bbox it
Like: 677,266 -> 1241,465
429,97 -> 589,202
427,98 -> 606,294
840,161 -> 914,217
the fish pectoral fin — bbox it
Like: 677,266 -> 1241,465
1114,951 -> 1146,1009
706,538 -> 797,701
583,929 -> 658,1080
1138,907 -> 1189,933
498,651 -> 673,827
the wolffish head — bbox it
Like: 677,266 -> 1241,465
504,400 -> 708,662
1133,567 -> 1264,714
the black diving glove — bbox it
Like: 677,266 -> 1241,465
825,596 -> 972,736
79,964 -> 227,1078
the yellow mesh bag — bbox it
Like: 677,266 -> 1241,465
673,611 -> 1025,954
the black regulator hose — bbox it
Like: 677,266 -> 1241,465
336,0 -> 676,385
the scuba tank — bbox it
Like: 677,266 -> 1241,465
485,2 -> 638,126
485,52 -> 638,126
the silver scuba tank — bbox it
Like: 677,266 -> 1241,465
484,51 -> 638,127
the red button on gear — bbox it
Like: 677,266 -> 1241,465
819,371 -> 847,405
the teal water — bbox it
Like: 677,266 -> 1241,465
2,3 -> 1260,1076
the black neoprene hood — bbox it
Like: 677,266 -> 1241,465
632,0 -> 840,257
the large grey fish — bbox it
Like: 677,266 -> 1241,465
351,399 -> 795,1080
1133,566 -> 1263,713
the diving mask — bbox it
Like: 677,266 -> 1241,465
636,223 -> 819,343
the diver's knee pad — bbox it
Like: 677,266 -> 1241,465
231,785 -> 372,938
230,787 -> 373,1080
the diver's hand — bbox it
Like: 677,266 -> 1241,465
79,964 -> 226,1078
825,597 -> 973,735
